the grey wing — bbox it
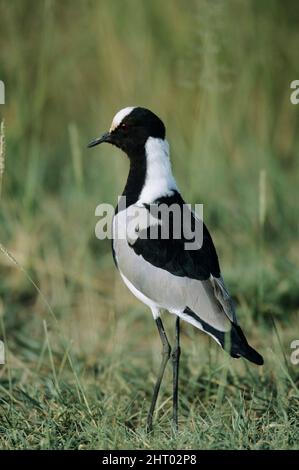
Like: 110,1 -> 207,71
113,206 -> 234,332
210,275 -> 237,324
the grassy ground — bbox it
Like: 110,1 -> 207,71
0,0 -> 299,449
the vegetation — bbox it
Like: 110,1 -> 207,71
0,0 -> 298,449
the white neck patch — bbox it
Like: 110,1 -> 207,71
138,137 -> 178,204
110,106 -> 135,132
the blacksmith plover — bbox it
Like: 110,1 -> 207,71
88,106 -> 264,432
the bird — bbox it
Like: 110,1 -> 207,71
88,106 -> 264,432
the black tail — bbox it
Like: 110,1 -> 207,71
183,307 -> 264,366
230,323 -> 264,365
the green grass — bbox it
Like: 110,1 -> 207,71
0,0 -> 299,449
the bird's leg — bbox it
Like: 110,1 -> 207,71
146,317 -> 171,433
172,316 -> 181,432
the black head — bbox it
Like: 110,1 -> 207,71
87,107 -> 165,155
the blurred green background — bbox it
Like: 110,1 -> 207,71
0,0 -> 298,450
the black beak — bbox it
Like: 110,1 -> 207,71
87,131 -> 111,148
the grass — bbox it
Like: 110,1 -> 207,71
0,0 -> 299,449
